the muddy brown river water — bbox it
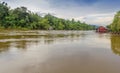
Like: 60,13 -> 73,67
0,30 -> 120,73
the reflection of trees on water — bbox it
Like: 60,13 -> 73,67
15,40 -> 34,50
0,40 -> 40,53
44,40 -> 54,44
0,33 -> 84,53
0,42 -> 10,53
111,36 -> 120,56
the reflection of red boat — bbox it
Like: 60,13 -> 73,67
96,26 -> 108,33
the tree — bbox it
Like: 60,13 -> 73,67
38,18 -> 50,30
110,11 -> 120,32
0,2 -> 9,27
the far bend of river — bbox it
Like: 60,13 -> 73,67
0,30 -> 120,73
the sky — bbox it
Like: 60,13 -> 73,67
1,0 -> 120,26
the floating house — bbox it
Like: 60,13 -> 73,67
96,26 -> 108,33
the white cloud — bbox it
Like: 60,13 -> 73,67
75,13 -> 115,25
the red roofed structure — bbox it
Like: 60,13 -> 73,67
96,26 -> 108,33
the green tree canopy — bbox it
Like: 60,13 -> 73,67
0,2 -> 95,30
109,11 -> 120,32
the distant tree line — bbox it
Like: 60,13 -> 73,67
0,2 -> 95,30
107,11 -> 120,33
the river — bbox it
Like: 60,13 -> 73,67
0,30 -> 120,73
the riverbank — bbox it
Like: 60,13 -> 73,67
0,28 -> 95,32
0,28 -> 30,32
111,32 -> 120,35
